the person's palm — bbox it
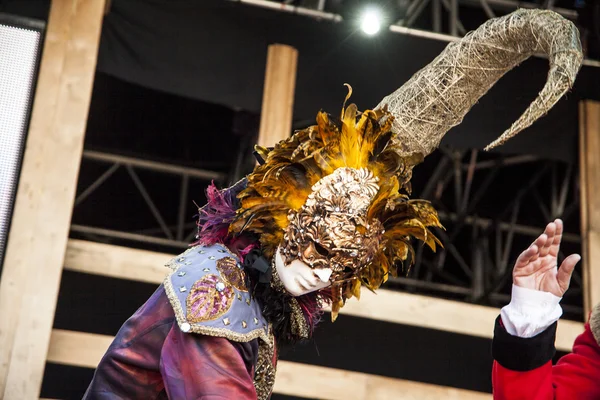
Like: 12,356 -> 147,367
513,219 -> 580,297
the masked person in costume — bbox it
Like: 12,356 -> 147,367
492,219 -> 600,399
83,9 -> 582,400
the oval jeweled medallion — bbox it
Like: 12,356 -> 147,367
216,256 -> 248,292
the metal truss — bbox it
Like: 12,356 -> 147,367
252,0 -> 578,28
72,146 -> 584,318
236,0 -> 600,66
71,150 -> 228,249
387,148 -> 584,318
396,0 -> 577,35
225,0 -> 342,21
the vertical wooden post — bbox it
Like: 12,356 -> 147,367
579,100 -> 600,317
0,0 -> 106,398
257,44 -> 298,148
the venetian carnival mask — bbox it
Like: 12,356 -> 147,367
281,167 -> 384,283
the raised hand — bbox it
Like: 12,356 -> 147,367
513,219 -> 581,297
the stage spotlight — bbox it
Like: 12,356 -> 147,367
360,8 -> 382,35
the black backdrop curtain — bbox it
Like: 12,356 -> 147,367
95,0 -> 600,162
4,0 -> 600,161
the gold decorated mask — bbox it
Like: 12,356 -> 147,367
281,168 -> 384,282
232,102 -> 444,319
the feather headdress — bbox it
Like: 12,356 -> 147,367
231,88 -> 442,318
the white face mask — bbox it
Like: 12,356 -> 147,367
275,247 -> 333,297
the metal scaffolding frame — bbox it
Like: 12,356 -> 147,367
71,146 -> 584,317
72,150 -> 228,248
388,148 -> 583,316
235,0 -> 600,67
235,0 -> 579,25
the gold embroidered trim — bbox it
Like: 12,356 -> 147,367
289,297 -> 310,339
269,257 -> 286,293
269,256 -> 310,339
254,331 -> 277,400
164,245 -> 199,270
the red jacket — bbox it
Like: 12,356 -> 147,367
492,318 -> 600,400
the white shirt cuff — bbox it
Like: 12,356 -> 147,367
500,284 -> 562,338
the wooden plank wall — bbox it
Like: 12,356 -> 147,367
0,1 -> 106,398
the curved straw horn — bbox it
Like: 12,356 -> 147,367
376,9 -> 583,157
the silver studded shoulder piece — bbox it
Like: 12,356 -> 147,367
163,244 -> 271,344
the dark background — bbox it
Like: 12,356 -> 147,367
0,0 -> 595,398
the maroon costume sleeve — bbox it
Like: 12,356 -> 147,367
492,317 -> 600,400
160,323 -> 259,399
83,286 -> 261,399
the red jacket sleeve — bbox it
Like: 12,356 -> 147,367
492,318 -> 600,400
160,322 -> 260,400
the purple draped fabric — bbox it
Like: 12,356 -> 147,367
83,285 -> 260,399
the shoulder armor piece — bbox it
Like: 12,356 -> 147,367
164,244 -> 270,343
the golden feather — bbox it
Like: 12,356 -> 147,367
232,87 -> 443,317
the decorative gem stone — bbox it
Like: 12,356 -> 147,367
185,261 -> 192,265
218,249 -> 226,253
179,286 -> 187,293
199,250 -> 206,254
223,318 -> 230,326
241,321 -> 248,328
178,257 -> 185,262
180,322 -> 191,332
350,251 -> 358,257
334,207 -> 340,212
178,271 -> 186,277
209,256 -> 216,260
215,282 -> 226,292
237,293 -> 242,301
246,299 -> 251,306
203,268 -> 210,272
254,317 -> 259,325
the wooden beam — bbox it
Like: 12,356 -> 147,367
46,329 -> 491,399
65,239 -> 168,284
0,1 -> 106,398
62,239 -> 583,351
275,361 -> 490,400
579,100 -> 600,317
257,44 -> 298,148
332,288 -> 583,352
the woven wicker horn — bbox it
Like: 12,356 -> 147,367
376,9 -> 583,158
